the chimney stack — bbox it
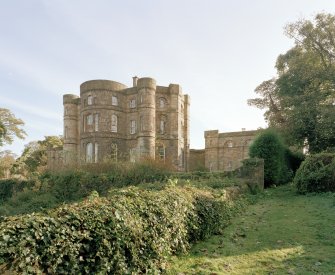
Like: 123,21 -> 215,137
133,76 -> 139,87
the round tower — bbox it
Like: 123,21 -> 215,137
137,77 -> 156,159
63,94 -> 80,164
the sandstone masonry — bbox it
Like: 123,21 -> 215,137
60,77 -> 190,171
48,76 -> 259,172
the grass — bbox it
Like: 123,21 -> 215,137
167,184 -> 335,274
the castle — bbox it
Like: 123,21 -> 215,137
47,76 -> 258,172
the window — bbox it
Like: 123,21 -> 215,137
181,121 -> 184,137
227,141 -> 233,148
158,146 -> 165,160
111,114 -> 118,132
94,114 -> 99,131
64,126 -> 69,139
130,120 -> 136,134
129,99 -> 136,108
180,149 -> 184,167
111,143 -> 118,161
87,95 -> 93,105
129,148 -> 136,163
64,107 -> 69,116
112,96 -> 118,106
94,143 -> 98,163
160,120 -> 165,134
87,114 -> 93,125
86,143 -> 93,163
84,114 -> 93,132
159,98 -> 166,108
140,116 -> 143,131
228,161 -> 233,170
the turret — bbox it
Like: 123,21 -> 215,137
63,94 -> 80,164
137,77 -> 156,158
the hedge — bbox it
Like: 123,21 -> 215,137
0,185 -> 246,274
294,153 -> 335,194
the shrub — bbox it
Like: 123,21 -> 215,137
285,149 -> 305,175
0,179 -> 35,203
0,185 -> 246,274
249,129 -> 292,187
294,153 -> 335,194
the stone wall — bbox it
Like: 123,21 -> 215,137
189,149 -> 205,171
204,129 -> 259,172
46,148 -> 64,171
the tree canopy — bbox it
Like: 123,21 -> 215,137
0,108 -> 26,146
248,13 -> 335,153
12,136 -> 63,177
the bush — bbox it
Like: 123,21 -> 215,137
249,129 -> 293,187
285,149 -> 305,175
0,179 -> 35,203
294,153 -> 335,194
0,190 -> 58,216
0,185 -> 246,274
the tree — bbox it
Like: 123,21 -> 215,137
248,13 -> 335,153
0,150 -> 16,179
0,108 -> 26,146
11,136 -> 63,177
249,129 -> 292,187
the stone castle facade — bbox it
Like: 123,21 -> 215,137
47,76 -> 259,172
61,77 -> 190,170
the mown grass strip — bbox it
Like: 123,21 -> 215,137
167,184 -> 335,274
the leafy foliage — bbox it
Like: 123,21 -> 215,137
0,185 -> 246,274
248,13 -> 335,153
11,136 -> 63,177
294,153 -> 335,193
0,108 -> 26,146
0,165 -> 242,217
249,129 -> 293,187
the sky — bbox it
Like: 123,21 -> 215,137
1,0 -> 335,156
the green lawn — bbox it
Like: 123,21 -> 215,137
167,184 -> 335,274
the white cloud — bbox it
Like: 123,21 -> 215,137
0,95 -> 62,121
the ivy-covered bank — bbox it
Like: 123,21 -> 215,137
0,184 -> 247,274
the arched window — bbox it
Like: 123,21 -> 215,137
87,95 -> 93,105
111,114 -> 118,132
94,143 -> 98,163
111,143 -> 118,161
86,143 -> 93,163
227,140 -> 233,148
130,120 -> 136,134
112,96 -> 118,106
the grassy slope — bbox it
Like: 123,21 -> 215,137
167,184 -> 335,274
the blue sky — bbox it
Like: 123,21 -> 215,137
1,0 -> 335,155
